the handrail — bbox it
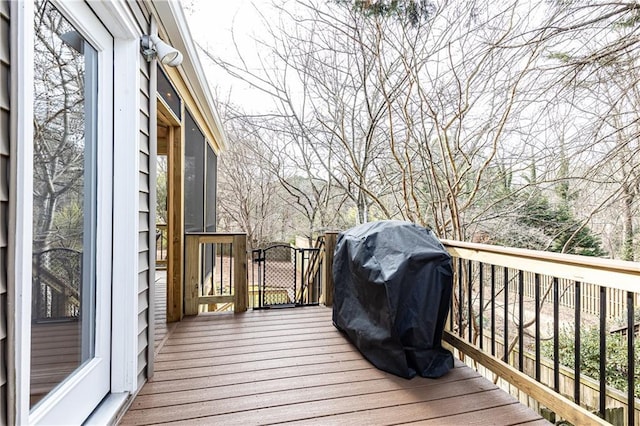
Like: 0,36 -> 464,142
441,239 -> 640,292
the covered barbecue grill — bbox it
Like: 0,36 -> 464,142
332,220 -> 454,379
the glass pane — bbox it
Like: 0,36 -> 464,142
157,65 -> 181,119
31,0 -> 97,408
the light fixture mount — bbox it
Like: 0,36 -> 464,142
140,34 -> 183,67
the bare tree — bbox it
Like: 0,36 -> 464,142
196,0 -> 640,258
216,107 -> 283,249
33,1 -> 88,252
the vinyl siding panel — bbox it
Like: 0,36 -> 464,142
138,251 -> 149,273
139,234 -> 150,265
139,112 -> 150,144
139,92 -> 150,119
127,0 -> 153,392
136,350 -> 147,390
137,310 -> 148,333
138,269 -> 149,289
137,75 -> 151,392
139,72 -> 150,99
138,231 -> 149,252
0,2 -> 9,423
138,290 -> 149,313
139,172 -> 149,193
139,151 -> 149,174
0,110 -> 9,155
128,0 -> 149,31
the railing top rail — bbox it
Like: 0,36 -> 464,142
441,239 -> 640,292
184,232 -> 247,237
185,232 -> 247,245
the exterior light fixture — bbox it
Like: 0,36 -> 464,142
140,34 -> 183,67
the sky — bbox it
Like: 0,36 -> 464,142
184,0 -> 276,112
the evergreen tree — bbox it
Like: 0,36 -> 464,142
517,194 -> 606,256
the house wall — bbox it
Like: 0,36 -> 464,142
128,0 -> 154,391
122,1 -> 156,389
0,1 -> 9,423
137,54 -> 152,389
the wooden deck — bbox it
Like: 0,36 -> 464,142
120,306 -> 549,425
153,270 -> 171,353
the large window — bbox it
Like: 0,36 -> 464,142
29,1 -> 111,418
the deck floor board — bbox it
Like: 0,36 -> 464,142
121,306 -> 548,425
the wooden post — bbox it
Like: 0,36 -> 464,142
233,234 -> 248,313
167,124 -> 184,322
184,235 -> 200,315
322,232 -> 338,307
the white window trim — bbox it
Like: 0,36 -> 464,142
86,0 -> 143,395
10,1 -> 35,423
109,20 -> 142,397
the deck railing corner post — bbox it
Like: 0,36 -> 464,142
184,234 -> 200,316
233,233 -> 248,313
322,231 -> 338,307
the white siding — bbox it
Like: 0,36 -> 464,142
128,0 -> 153,390
0,1 -> 9,422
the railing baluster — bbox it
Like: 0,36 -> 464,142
627,291 -> 635,426
228,242 -> 233,295
300,249 -> 306,305
220,242 -> 224,295
479,263 -> 484,350
458,258 -> 463,337
504,266 -> 509,363
449,277 -> 454,332
554,277 -> 560,392
575,280 -> 581,405
257,249 -> 264,308
491,264 -> 496,357
535,273 -> 540,382
518,270 -> 524,372
293,247 -> 298,306
468,259 -> 473,342
599,284 -> 606,419
258,249 -> 267,308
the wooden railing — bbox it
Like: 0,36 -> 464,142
156,223 -> 168,269
296,237 -> 325,306
184,233 -> 248,314
32,248 -> 82,321
319,234 -> 638,424
441,239 -> 639,426
181,228 -> 639,423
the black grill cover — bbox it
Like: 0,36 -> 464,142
332,220 -> 454,379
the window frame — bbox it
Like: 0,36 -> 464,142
10,0 -> 142,423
